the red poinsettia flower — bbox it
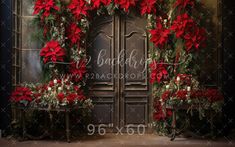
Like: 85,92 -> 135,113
161,91 -> 171,101
174,0 -> 195,12
67,0 -> 89,21
57,93 -> 65,102
171,13 -> 195,38
184,27 -> 206,52
153,101 -> 172,121
66,93 -> 78,103
40,40 -> 66,64
33,0 -> 60,18
191,90 -> 204,99
67,23 -> 82,46
149,60 -> 168,84
69,60 -> 86,82
91,0 -> 112,9
171,13 -> 206,52
11,87 -> 33,103
150,21 -> 170,49
205,88 -> 223,103
140,0 -> 157,15
114,0 -> 137,12
173,90 -> 188,100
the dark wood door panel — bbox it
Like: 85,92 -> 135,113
88,14 -> 151,131
122,15 -> 149,91
88,15 -> 115,90
91,98 -> 115,125
120,14 -> 150,128
88,15 -> 117,127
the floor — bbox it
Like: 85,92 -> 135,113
0,134 -> 235,147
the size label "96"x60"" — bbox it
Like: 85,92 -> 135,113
87,124 -> 147,136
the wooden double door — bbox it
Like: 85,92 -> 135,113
87,13 -> 152,132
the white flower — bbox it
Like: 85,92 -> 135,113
58,87 -> 62,91
166,85 -> 170,89
54,79 -> 57,84
164,19 -> 167,24
48,87 -> 52,91
176,76 -> 180,82
187,86 -> 191,92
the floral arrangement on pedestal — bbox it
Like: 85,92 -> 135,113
10,0 -> 223,135
147,0 -> 224,134
11,78 -> 93,111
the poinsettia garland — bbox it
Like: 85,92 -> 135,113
10,0 -> 223,134
32,0 -> 208,80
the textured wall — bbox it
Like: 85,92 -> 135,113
199,0 -> 222,87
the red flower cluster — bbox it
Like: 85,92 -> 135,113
57,93 -> 65,102
48,79 -> 62,87
91,0 -> 111,9
150,21 -> 170,49
174,0 -> 195,12
184,27 -> 206,52
189,88 -> 223,102
11,87 -> 33,103
175,74 -> 192,85
57,92 -> 85,103
114,0 -> 137,12
33,0 -> 59,18
67,0 -> 89,20
57,86 -> 85,103
40,40 -> 66,64
153,101 -> 172,121
190,90 -> 203,99
171,13 -> 195,38
66,93 -> 78,103
173,90 -> 188,100
69,60 -> 87,82
140,0 -> 157,15
32,85 -> 47,101
67,23 -> 82,46
171,13 -> 206,52
149,60 -> 168,84
205,88 -> 223,103
161,91 -> 171,101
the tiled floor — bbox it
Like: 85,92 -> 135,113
1,134 -> 235,147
